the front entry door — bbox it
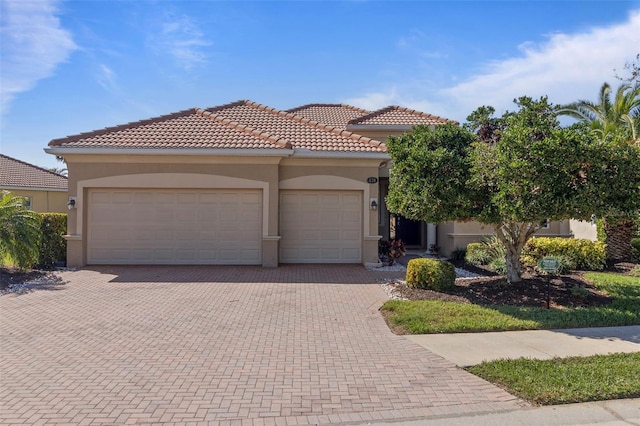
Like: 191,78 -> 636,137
391,214 -> 422,246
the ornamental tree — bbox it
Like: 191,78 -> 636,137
386,97 -> 640,283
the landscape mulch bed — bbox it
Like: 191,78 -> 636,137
388,260 -> 633,309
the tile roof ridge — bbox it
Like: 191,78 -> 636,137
49,108 -> 198,146
194,108 -> 292,149
286,103 -> 370,115
348,105 -> 457,125
233,101 -> 386,151
0,153 -> 68,179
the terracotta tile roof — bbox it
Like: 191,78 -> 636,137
348,105 -> 457,126
286,104 -> 370,130
0,154 -> 67,190
49,108 -> 292,150
207,101 -> 385,152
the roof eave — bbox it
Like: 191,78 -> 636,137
0,185 -> 68,192
44,147 -> 295,157
291,149 -> 390,160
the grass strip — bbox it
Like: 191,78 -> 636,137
381,273 -> 640,334
466,352 -> 640,405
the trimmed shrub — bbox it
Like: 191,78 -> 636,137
38,213 -> 67,268
522,237 -> 606,271
632,238 -> 640,261
406,258 -> 456,290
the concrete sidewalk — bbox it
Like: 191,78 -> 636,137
375,326 -> 640,426
362,398 -> 640,426
406,325 -> 640,367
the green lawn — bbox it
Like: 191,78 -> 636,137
381,272 -> 640,334
466,352 -> 640,405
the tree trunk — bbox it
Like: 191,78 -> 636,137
494,222 -> 537,284
505,249 -> 523,283
604,218 -> 635,262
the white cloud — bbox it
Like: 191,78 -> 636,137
347,9 -> 640,122
96,64 -> 117,92
0,0 -> 77,115
151,12 -> 211,70
442,9 -> 640,119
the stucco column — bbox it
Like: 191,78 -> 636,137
427,223 -> 437,250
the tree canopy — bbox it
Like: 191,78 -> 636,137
386,97 -> 640,282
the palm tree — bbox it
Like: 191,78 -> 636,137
559,82 -> 640,262
0,191 -> 41,269
559,82 -> 639,144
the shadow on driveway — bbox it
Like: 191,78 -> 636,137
82,264 -> 405,284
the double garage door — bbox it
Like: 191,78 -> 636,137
87,189 -> 362,265
88,189 -> 262,265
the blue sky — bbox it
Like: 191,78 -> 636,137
1,0 -> 639,170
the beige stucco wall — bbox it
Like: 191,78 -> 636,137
569,219 -> 598,241
1,188 -> 67,213
62,153 -> 384,267
438,219 -> 574,257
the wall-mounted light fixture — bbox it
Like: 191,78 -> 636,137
67,197 -> 76,210
370,199 -> 378,211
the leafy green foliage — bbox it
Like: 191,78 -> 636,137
467,353 -> 640,405
386,95 -> 640,282
386,123 -> 480,224
0,191 -> 41,270
464,236 -> 506,273
406,258 -> 456,290
632,238 -> 640,261
558,82 -> 640,143
522,237 -> 606,271
38,213 -> 67,268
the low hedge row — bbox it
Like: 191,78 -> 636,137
521,237 -> 606,271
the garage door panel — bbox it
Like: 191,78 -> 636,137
88,189 -> 262,265
280,190 -> 362,263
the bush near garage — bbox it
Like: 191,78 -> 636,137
406,258 -> 455,291
38,213 -> 67,268
521,237 -> 606,271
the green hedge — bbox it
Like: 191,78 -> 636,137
632,238 -> 640,261
522,237 -> 606,271
406,258 -> 456,290
38,213 -> 67,268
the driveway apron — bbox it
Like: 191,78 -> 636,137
0,265 -> 526,425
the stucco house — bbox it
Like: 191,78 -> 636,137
0,154 -> 68,213
45,100 -> 573,267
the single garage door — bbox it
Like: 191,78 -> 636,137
279,190 -> 362,263
88,189 -> 262,265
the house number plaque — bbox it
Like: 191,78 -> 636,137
367,177 -> 378,184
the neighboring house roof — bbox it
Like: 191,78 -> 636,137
0,154 -> 67,190
348,105 -> 457,126
286,104 -> 370,130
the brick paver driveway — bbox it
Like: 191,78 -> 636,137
0,265 -> 525,425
